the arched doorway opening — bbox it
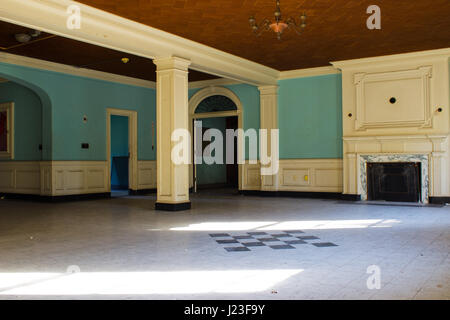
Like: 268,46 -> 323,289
188,86 -> 244,193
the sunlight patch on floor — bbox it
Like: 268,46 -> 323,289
0,269 -> 303,295
169,219 -> 401,231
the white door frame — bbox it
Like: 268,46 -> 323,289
106,108 -> 138,191
188,86 -> 243,190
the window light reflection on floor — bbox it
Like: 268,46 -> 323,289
0,269 -> 302,296
169,219 -> 400,231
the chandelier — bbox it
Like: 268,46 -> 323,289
249,0 -> 306,40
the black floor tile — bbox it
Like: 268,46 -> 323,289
283,230 -> 305,234
269,244 -> 295,250
312,242 -> 338,247
243,242 -> 266,247
271,234 -> 292,238
216,239 -> 239,244
233,235 -> 254,240
297,236 -> 320,240
257,237 -> 280,242
225,246 -> 251,252
247,232 -> 267,235
209,233 -> 230,237
285,240 -> 307,245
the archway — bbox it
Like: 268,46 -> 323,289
0,71 -> 52,160
188,86 -> 244,191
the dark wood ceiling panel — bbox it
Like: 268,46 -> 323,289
76,0 -> 450,70
0,20 -> 217,82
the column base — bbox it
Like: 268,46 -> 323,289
340,194 -> 362,201
155,201 -> 191,211
429,197 -> 450,204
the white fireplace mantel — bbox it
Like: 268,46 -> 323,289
358,154 -> 429,203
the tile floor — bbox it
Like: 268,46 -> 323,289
0,190 -> 449,300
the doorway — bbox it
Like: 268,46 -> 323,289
110,115 -> 129,196
193,116 -> 238,195
106,108 -> 138,197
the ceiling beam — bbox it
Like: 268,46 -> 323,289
0,0 -> 278,86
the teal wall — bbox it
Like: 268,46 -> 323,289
0,62 -> 156,161
278,74 -> 343,159
196,117 -> 227,185
0,61 -> 343,165
189,83 -> 260,160
0,81 -> 43,161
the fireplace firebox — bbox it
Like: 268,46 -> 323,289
367,162 -> 421,202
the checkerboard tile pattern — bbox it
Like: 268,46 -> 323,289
209,230 -> 338,252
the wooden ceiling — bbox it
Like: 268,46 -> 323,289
76,0 -> 450,70
1,0 -> 449,82
0,20 -> 216,82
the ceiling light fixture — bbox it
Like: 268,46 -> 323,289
249,0 -> 306,40
14,33 -> 31,43
14,29 -> 41,43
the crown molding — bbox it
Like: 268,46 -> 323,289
0,0 -> 278,86
0,51 -> 156,89
188,78 -> 242,89
331,48 -> 450,70
278,66 -> 341,80
0,51 -> 243,90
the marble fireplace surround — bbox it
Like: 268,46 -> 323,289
359,154 -> 429,203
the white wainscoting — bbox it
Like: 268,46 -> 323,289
0,161 -> 108,196
278,159 -> 343,193
42,161 -> 108,196
137,160 -> 156,190
241,159 -> 343,193
241,162 -> 261,190
0,161 -> 41,194
1,159 -> 342,196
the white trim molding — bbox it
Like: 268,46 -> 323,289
278,66 -> 341,80
189,78 -> 241,89
0,0 -> 278,85
0,51 -> 156,89
331,48 -> 450,70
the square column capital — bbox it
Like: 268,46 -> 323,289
153,57 -> 191,72
258,85 -> 279,95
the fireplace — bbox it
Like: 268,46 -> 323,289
367,162 -> 421,202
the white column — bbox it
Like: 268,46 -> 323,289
153,57 -> 191,211
258,85 -> 279,191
